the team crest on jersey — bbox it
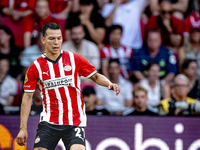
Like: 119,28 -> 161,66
35,136 -> 40,144
24,75 -> 28,83
64,65 -> 72,71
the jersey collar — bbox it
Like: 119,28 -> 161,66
42,50 -> 63,64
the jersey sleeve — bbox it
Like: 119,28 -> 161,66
23,62 -> 39,92
76,54 -> 97,78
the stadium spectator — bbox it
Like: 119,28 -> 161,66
123,86 -> 158,116
137,63 -> 170,109
20,32 -> 45,80
0,0 -> 36,22
30,88 -> 43,115
184,0 -> 200,43
101,0 -> 149,49
184,28 -> 200,77
23,0 -> 58,48
159,74 -> 198,116
96,59 -> 133,115
130,29 -> 177,83
47,0 -> 71,19
62,24 -> 100,70
96,0 -> 109,13
0,26 -> 22,78
100,25 -> 133,79
147,0 -> 184,48
82,86 -> 109,116
182,59 -> 200,100
65,0 -> 105,47
0,58 -> 18,107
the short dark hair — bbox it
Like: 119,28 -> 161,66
80,0 -> 93,5
145,62 -> 160,71
109,25 -> 123,34
82,87 -> 96,96
181,59 -> 197,72
108,58 -> 120,66
0,26 -> 15,48
159,0 -> 172,4
42,22 -> 62,37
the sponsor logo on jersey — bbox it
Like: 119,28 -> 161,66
42,71 -> 49,76
43,76 -> 73,89
64,65 -> 72,71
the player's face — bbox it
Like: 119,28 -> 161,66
71,26 -> 85,45
174,79 -> 189,98
147,64 -> 160,81
0,29 -> 11,45
35,0 -> 49,18
41,29 -> 62,55
147,32 -> 161,51
110,29 -> 122,44
134,91 -> 147,109
0,59 -> 9,75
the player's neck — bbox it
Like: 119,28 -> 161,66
45,51 -> 61,61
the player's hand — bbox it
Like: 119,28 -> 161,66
108,83 -> 120,96
16,129 -> 28,146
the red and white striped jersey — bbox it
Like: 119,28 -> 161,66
100,45 -> 134,79
184,12 -> 200,36
24,50 -> 97,126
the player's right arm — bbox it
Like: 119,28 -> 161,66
16,92 -> 34,146
16,62 -> 38,146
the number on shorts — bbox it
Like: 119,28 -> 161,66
75,127 -> 85,138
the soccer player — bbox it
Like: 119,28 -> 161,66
16,23 -> 120,150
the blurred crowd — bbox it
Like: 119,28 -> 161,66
0,0 -> 200,116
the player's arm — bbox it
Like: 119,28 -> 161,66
90,73 -> 120,96
16,92 -> 34,146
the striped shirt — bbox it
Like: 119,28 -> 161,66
24,50 -> 97,126
100,45 -> 133,79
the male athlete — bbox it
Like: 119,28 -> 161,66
16,23 -> 120,150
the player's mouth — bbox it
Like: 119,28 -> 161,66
53,47 -> 60,50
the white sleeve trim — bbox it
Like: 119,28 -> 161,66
24,90 -> 35,93
86,70 -> 97,78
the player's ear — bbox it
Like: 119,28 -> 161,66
41,36 -> 45,44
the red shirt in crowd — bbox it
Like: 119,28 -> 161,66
147,15 -> 184,46
24,50 -> 97,126
24,13 -> 58,44
0,0 -> 36,11
184,12 -> 200,36
100,45 -> 134,79
47,0 -> 69,14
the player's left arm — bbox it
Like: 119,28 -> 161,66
90,73 -> 120,96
